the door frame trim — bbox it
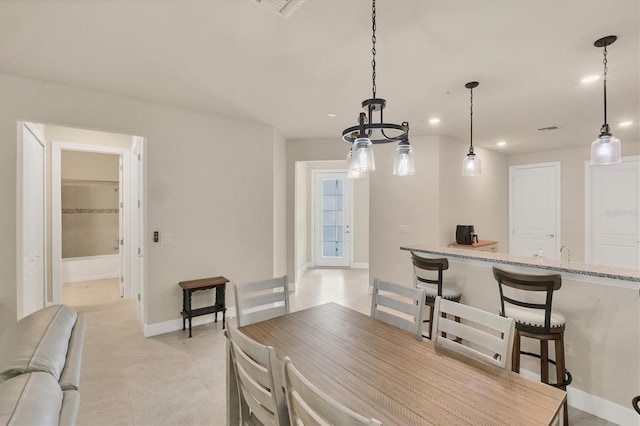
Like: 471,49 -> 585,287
310,169 -> 353,268
509,161 -> 561,258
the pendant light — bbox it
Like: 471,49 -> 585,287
342,0 -> 413,177
590,35 -> 622,165
462,81 -> 481,176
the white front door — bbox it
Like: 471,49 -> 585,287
586,156 -> 640,269
313,171 -> 352,267
510,162 -> 561,260
21,123 -> 46,318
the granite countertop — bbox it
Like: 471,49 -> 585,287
401,244 -> 640,283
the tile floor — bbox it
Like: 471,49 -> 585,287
63,269 -> 614,425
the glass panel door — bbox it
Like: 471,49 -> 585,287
314,171 -> 351,267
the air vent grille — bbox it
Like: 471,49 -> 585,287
252,0 -> 306,18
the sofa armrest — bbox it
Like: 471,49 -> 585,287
59,389 -> 80,426
59,313 -> 87,391
0,372 -> 63,425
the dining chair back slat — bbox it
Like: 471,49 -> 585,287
227,323 -> 288,426
234,276 -> 289,327
371,278 -> 425,338
432,296 -> 516,368
283,357 -> 382,426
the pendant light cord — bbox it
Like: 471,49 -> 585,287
371,0 -> 377,100
469,86 -> 474,153
602,44 -> 609,129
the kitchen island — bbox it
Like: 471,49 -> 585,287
400,244 -> 639,425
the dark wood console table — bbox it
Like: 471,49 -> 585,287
179,276 -> 228,337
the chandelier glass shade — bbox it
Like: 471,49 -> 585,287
590,35 -> 622,166
393,139 -> 415,176
342,0 -> 412,177
462,81 -> 481,176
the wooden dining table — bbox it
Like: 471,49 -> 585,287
226,302 -> 566,425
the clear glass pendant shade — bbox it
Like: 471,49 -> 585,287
462,153 -> 481,176
351,138 -> 375,172
393,143 -> 415,176
590,134 -> 621,165
346,149 -> 365,178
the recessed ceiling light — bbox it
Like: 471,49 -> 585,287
496,141 -> 507,147
581,75 -> 600,83
619,121 -> 632,127
428,118 -> 440,124
327,113 -> 336,118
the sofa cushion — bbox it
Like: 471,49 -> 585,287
0,305 -> 77,383
0,372 -> 63,425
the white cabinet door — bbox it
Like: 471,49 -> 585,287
510,163 -> 561,260
587,156 -> 640,269
21,123 -> 46,318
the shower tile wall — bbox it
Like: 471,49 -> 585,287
62,180 -> 119,258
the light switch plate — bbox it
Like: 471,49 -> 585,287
160,233 -> 173,244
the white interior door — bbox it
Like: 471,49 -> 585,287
21,123 -> 46,318
586,156 -> 640,269
118,156 -> 125,297
510,162 -> 561,260
132,136 -> 146,325
313,171 -> 352,267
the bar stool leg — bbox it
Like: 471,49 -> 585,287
541,339 -> 549,384
428,302 -> 435,339
555,334 -> 568,426
512,331 -> 521,373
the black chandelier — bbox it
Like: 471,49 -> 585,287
342,0 -> 413,177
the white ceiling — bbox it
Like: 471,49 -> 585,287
0,0 -> 638,154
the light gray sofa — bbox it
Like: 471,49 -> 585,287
0,305 -> 86,425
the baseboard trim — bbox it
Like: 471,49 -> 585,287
350,262 -> 369,269
143,306 -> 237,338
296,262 -> 312,283
519,368 -> 637,425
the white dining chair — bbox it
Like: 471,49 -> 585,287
234,276 -> 289,327
371,278 -> 426,338
282,356 -> 382,426
226,322 -> 289,426
431,296 -> 516,368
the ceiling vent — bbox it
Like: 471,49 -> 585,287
252,0 -> 307,18
537,126 -> 560,131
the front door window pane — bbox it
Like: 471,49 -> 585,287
321,179 -> 344,258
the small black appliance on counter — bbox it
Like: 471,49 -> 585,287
456,225 -> 478,245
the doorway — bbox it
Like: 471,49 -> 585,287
509,162 -> 561,260
312,170 -> 353,267
52,142 -> 132,306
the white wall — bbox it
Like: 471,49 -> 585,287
272,129 -> 287,278
61,151 -> 120,181
439,137 -> 509,249
0,72 -> 283,331
368,136 -> 441,287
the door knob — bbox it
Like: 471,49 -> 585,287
546,234 -> 555,238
